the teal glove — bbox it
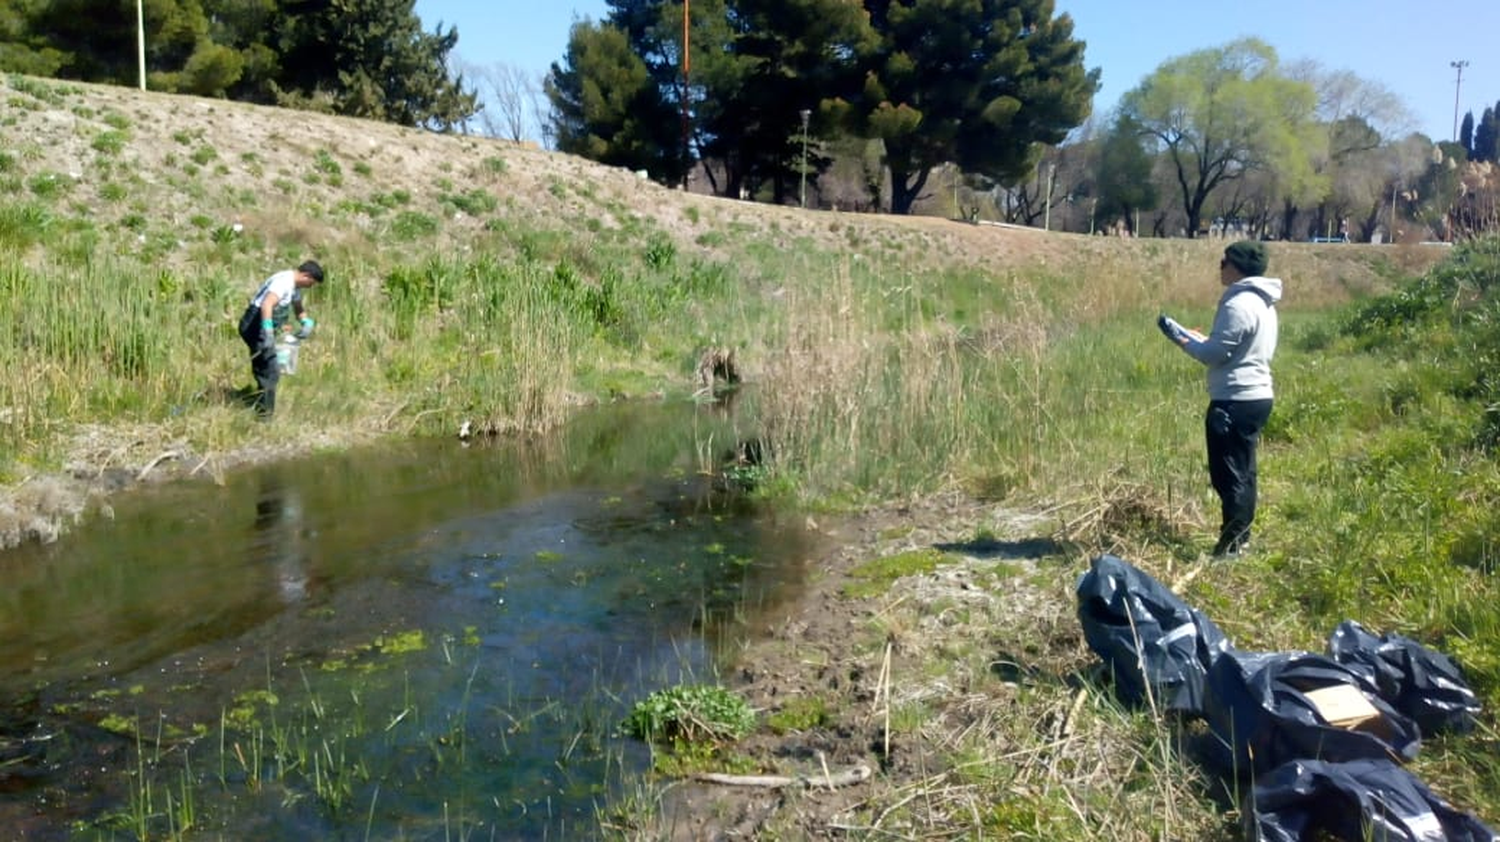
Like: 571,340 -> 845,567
295,316 -> 315,340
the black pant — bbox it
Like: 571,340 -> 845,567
238,306 -> 278,416
1205,398 -> 1273,554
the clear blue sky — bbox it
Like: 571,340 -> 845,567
415,0 -> 1499,144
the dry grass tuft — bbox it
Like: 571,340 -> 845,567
1054,478 -> 1203,558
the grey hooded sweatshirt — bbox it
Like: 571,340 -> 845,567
1180,276 -> 1282,401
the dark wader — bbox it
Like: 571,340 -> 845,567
1206,398 -> 1273,555
238,305 -> 279,416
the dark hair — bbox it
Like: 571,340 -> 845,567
298,260 -> 325,283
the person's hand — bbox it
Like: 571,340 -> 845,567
1157,314 -> 1191,345
294,316 -> 315,340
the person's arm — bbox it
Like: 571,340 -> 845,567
257,292 -> 281,346
1182,301 -> 1249,364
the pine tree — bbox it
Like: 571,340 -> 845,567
846,0 -> 1098,214
1473,105 -> 1498,164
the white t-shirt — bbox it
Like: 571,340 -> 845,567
249,270 -> 302,327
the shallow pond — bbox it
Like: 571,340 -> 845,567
0,400 -> 820,839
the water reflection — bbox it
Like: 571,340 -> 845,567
252,471 -> 312,604
0,399 -> 819,839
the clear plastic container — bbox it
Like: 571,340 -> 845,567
275,335 -> 299,375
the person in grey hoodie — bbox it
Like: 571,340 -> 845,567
1158,240 -> 1282,557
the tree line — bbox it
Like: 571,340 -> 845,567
545,0 -> 1099,215
1035,40 -> 1498,242
1459,102 -> 1500,165
2,1 -> 1493,239
0,0 -> 476,129
545,3 -> 1498,240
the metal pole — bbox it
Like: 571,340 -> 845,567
799,109 -> 810,209
137,0 -> 146,90
1390,183 -> 1398,242
1450,59 -> 1469,142
680,0 -> 691,187
1043,164 -> 1055,231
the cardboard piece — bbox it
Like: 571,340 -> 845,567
1304,684 -> 1390,739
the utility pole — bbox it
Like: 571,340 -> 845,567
680,0 -> 691,188
1450,59 -> 1469,142
136,0 -> 146,90
799,109 -> 810,209
1042,164 -> 1056,231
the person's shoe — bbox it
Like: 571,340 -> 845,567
1211,540 -> 1252,560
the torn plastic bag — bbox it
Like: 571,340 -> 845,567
1076,554 -> 1230,716
1203,649 -> 1420,777
1250,757 -> 1498,842
1327,620 -> 1480,735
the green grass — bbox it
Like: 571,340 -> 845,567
4,69 -> 1499,836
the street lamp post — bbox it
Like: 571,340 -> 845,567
799,109 -> 811,209
1451,59 -> 1469,142
136,0 -> 146,90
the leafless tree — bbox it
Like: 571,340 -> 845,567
462,60 -> 546,143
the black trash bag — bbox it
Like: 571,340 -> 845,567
1327,620 -> 1481,735
1076,554 -> 1231,716
1250,757 -> 1498,842
1203,649 -> 1421,777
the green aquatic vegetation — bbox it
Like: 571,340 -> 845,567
99,713 -> 137,735
225,689 -> 279,729
373,629 -> 426,655
623,684 -> 755,744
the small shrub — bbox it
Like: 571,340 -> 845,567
352,160 -> 372,177
481,155 -> 507,175
101,111 -> 130,130
190,145 -> 217,166
0,203 -> 54,248
622,685 -> 755,744
441,188 -> 497,216
390,210 -> 439,241
313,149 -> 341,176
643,236 -> 676,270
91,129 -> 127,155
27,171 -> 69,199
98,182 -> 128,202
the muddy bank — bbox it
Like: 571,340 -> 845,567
624,491 -> 1223,841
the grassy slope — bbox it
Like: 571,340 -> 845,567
6,72 -> 1500,831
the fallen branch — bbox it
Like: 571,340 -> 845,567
137,450 -> 181,482
694,764 -> 871,789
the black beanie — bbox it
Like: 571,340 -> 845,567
1223,241 -> 1268,276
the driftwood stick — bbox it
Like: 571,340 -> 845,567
136,450 -> 181,482
694,764 -> 872,789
